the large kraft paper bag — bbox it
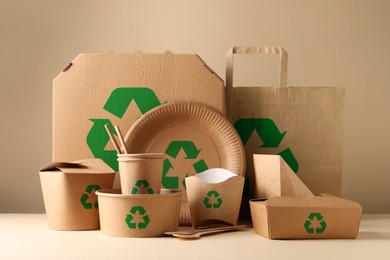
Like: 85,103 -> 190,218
53,51 -> 225,177
226,46 -> 344,196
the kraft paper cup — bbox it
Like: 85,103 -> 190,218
185,168 -> 244,228
96,189 -> 182,237
117,154 -> 164,195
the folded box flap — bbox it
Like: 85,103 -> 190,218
40,162 -> 83,172
40,159 -> 115,174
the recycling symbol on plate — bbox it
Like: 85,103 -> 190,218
131,180 -> 154,194
162,140 -> 208,189
234,118 -> 299,173
304,212 -> 327,234
86,87 -> 161,171
125,206 -> 150,230
203,190 -> 223,209
80,184 -> 101,209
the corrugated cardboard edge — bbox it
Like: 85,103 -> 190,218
54,51 -> 223,83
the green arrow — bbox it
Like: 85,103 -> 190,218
130,206 -> 146,215
278,148 -> 299,173
234,118 -> 286,148
80,194 -> 92,209
132,180 -> 154,194
203,197 -> 212,208
308,212 -> 323,221
214,197 -> 223,208
139,215 -> 150,229
135,180 -> 150,188
86,119 -> 118,171
316,221 -> 327,234
165,141 -> 201,159
162,159 -> 178,189
125,214 -> 137,229
207,190 -> 219,197
304,220 -> 314,233
103,87 -> 161,118
193,159 -> 208,173
86,184 -> 101,193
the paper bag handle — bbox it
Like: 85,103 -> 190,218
225,46 -> 288,120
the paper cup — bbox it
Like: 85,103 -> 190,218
185,168 -> 244,227
96,189 -> 182,237
117,154 -> 164,195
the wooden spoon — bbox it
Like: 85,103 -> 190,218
165,225 -> 247,238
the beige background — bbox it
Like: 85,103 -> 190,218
0,0 -> 389,213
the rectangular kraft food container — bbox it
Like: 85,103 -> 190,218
250,195 -> 362,239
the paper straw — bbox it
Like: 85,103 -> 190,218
104,124 -> 122,154
114,125 -> 129,154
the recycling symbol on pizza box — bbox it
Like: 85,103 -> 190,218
86,87 -> 162,171
80,184 -> 101,209
162,140 -> 209,190
234,118 -> 299,173
125,206 -> 150,230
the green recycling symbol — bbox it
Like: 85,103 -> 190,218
125,206 -> 150,230
162,140 -> 208,189
203,190 -> 223,209
234,118 -> 299,173
80,184 -> 101,209
304,212 -> 327,234
86,87 -> 161,171
131,180 -> 154,194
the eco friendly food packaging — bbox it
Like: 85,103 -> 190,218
52,50 -> 225,186
250,196 -> 362,239
249,154 -> 362,239
185,168 -> 244,227
117,154 -> 165,195
39,158 -> 115,230
124,102 -> 246,224
96,189 -> 182,237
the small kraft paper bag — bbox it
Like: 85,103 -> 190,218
226,46 -> 344,197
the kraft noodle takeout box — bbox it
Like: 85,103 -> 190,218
39,158 -> 115,230
185,168 -> 244,227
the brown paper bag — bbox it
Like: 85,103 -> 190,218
226,46 -> 344,197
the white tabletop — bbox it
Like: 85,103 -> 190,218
1,214 -> 389,260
